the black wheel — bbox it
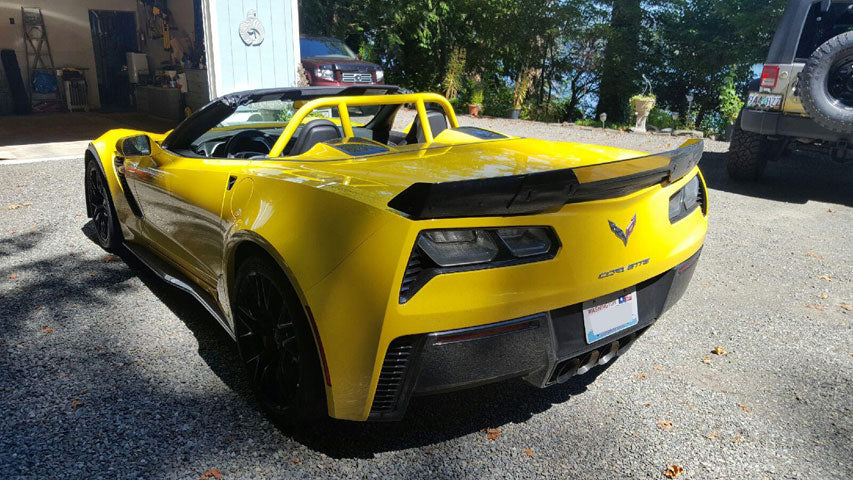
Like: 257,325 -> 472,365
233,257 -> 325,424
85,159 -> 122,249
727,118 -> 770,181
800,31 -> 853,133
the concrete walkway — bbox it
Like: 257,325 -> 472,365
0,112 -> 176,162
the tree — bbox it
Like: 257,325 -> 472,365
596,0 -> 642,123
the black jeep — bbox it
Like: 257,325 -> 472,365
729,0 -> 853,180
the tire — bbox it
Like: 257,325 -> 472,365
800,31 -> 853,133
85,159 -> 122,250
727,119 -> 770,181
233,257 -> 325,425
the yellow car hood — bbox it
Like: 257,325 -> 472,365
300,138 -> 647,187
270,137 -> 701,217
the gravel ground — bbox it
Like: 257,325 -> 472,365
1,116 -> 851,479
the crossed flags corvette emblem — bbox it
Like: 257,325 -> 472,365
608,214 -> 637,246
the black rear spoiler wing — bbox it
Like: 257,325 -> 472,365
387,139 -> 703,219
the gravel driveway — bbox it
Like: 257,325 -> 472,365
1,117 -> 851,479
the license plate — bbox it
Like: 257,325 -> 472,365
582,291 -> 639,344
747,92 -> 782,111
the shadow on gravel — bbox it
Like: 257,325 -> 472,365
76,223 -> 617,460
0,228 -> 137,339
699,151 -> 853,206
283,363 -> 613,459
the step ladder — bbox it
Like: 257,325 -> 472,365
21,7 -> 62,110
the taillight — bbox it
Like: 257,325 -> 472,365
760,65 -> 779,88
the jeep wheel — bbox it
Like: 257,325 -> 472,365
727,121 -> 770,181
800,31 -> 853,133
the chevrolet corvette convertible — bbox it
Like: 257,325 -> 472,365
84,86 -> 708,422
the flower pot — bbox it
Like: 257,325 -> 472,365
509,108 -> 520,120
632,98 -> 656,133
468,104 -> 480,117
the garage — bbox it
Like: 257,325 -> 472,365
0,1 -> 300,123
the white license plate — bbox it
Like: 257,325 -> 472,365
747,92 -> 782,111
582,291 -> 639,344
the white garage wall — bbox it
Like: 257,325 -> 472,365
0,0 -> 138,109
202,0 -> 300,97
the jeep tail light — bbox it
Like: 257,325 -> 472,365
760,65 -> 779,88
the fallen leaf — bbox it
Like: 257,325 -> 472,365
711,346 -> 727,355
94,346 -> 102,351
700,281 -> 709,286
40,326 -> 54,334
653,364 -> 663,371
731,435 -> 742,443
199,469 -> 223,480
663,465 -> 684,478
644,402 -> 651,408
290,459 -> 301,464
805,251 -> 824,259
701,355 -> 713,365
635,372 -> 647,379
819,274 -> 832,281
34,306 -> 42,311
89,273 -> 96,277
9,274 -> 17,279
71,399 -> 84,410
523,448 -> 533,458
805,305 -> 825,311
706,430 -> 718,439
103,254 -> 117,262
738,403 -> 751,413
485,427 -> 501,440
656,420 -> 674,431
840,304 -> 852,312
820,293 -> 829,299
59,372 -> 68,377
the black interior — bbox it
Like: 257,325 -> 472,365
289,119 -> 342,156
160,86 -> 459,159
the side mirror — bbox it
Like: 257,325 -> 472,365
116,134 -> 151,157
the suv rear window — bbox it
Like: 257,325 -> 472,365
796,2 -> 853,59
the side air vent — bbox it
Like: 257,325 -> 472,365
399,248 -> 426,304
370,336 -> 418,418
697,180 -> 707,215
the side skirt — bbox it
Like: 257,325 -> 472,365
123,241 -> 235,341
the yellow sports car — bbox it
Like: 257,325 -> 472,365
84,86 -> 707,422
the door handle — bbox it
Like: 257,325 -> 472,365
227,175 -> 237,190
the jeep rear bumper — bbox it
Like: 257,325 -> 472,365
741,108 -> 851,142
367,247 -> 702,421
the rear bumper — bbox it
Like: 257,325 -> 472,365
368,247 -> 702,421
740,108 -> 850,142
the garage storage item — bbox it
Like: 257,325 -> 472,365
1,49 -> 29,115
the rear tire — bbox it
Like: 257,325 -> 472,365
800,32 -> 853,133
85,159 -> 122,250
727,120 -> 770,181
233,257 -> 325,425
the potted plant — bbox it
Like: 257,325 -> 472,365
468,84 -> 484,117
631,94 -> 656,133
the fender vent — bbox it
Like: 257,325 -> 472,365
399,249 -> 425,304
369,336 -> 418,418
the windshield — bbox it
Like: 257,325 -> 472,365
300,37 -> 357,59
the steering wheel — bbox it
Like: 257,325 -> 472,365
223,129 -> 272,158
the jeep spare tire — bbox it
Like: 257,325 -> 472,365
800,31 -> 853,133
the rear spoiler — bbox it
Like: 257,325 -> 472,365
387,139 -> 703,219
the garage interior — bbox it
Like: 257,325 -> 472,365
0,0 -> 300,162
